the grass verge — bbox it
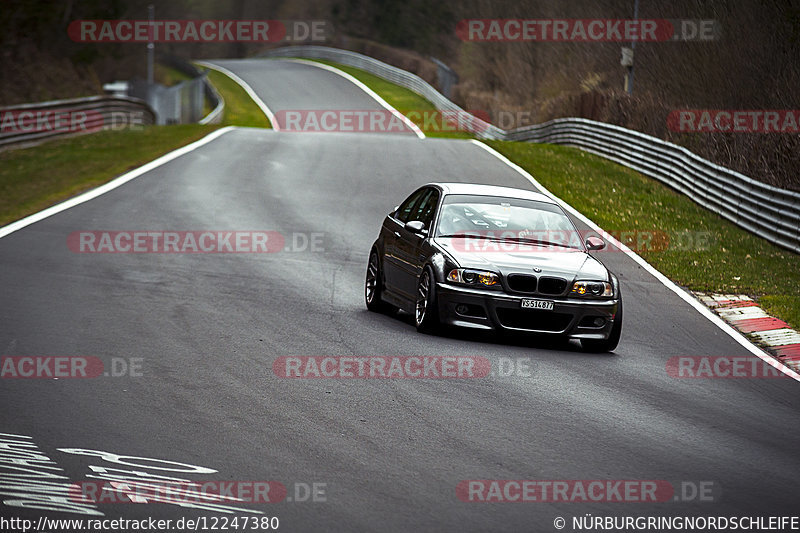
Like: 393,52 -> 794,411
309,59 -> 472,139
0,125 -> 218,227
291,57 -> 800,330
280,56 -> 800,331
204,68 -> 271,128
0,63 -> 270,227
485,141 -> 800,330
155,65 -> 193,87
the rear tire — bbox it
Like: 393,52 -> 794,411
581,299 -> 623,353
415,266 -> 440,333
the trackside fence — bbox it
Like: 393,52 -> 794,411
263,45 -> 800,253
0,96 -> 155,150
2,58 -> 224,149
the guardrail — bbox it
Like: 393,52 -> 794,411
1,59 -> 225,150
263,45 -> 800,253
158,54 -> 224,125
261,46 -> 504,139
0,95 -> 155,150
199,77 -> 224,125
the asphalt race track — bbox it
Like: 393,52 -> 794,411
1,59 -> 798,532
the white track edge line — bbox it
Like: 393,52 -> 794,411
0,126 -> 236,239
282,58 -> 426,139
196,61 -> 279,130
469,139 -> 800,382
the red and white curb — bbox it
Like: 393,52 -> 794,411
695,293 -> 800,373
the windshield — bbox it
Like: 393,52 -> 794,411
436,194 -> 580,248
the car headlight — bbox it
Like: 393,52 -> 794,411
447,268 -> 500,288
571,280 -> 614,298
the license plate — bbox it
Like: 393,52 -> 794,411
521,299 -> 554,310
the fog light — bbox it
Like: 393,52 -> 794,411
455,304 -> 469,315
593,317 -> 606,327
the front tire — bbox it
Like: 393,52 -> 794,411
415,266 -> 440,333
365,251 -> 388,312
581,298 -> 623,353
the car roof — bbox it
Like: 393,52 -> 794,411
427,182 -> 556,204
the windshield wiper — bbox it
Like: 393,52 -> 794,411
438,234 -> 575,248
437,233 -> 496,239
491,236 -> 575,248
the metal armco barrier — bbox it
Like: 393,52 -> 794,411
261,46 -> 504,138
1,58 -> 224,150
0,96 -> 155,150
199,75 -> 224,125
153,55 -> 224,126
263,45 -> 800,253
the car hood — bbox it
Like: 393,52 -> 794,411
434,237 -> 609,281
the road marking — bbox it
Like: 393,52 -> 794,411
776,345 -> 800,357
717,307 -> 769,320
469,139 -> 800,381
281,58 -> 426,139
58,447 -> 266,513
751,329 -> 800,346
697,293 -> 800,372
196,61 -> 279,130
58,448 -> 217,473
734,317 -> 789,332
703,294 -> 753,307
0,433 -> 102,516
0,127 -> 235,239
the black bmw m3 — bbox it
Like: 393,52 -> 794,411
365,183 -> 623,352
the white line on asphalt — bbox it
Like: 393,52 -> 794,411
281,58 -> 426,139
196,61 -> 279,130
469,139 -> 800,382
0,127 -> 236,239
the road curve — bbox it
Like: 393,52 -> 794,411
208,58 -> 418,134
0,58 -> 797,532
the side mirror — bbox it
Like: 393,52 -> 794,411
404,220 -> 427,235
585,236 -> 606,251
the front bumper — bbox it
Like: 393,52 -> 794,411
436,282 -> 619,339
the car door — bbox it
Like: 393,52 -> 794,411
395,188 -> 440,297
382,188 -> 427,296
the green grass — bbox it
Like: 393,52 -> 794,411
5,57 -> 795,337
290,56 -> 800,331
155,65 -> 193,87
0,125 -> 219,226
204,68 -> 271,128
486,141 -> 800,330
310,59 -> 473,139
0,63 -> 272,227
